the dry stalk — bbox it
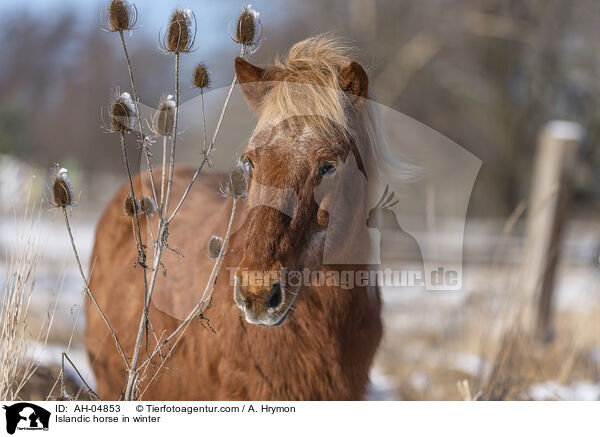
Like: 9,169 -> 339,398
138,198 -> 238,395
62,352 -> 102,401
200,88 -> 208,154
99,3 -> 259,400
161,51 -> 180,225
61,206 -> 130,369
118,29 -> 159,205
124,49 -> 181,401
160,135 -> 168,212
168,46 -> 245,223
124,46 -> 249,400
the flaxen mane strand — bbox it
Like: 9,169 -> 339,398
256,35 -> 356,141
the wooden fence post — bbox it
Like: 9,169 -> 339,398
522,120 -> 583,343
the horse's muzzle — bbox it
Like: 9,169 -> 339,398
233,276 -> 294,326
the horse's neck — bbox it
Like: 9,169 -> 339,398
237,280 -> 380,399
289,277 -> 377,336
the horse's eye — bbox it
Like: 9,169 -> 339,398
319,162 -> 336,176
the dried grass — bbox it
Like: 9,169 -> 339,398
0,203 -> 56,401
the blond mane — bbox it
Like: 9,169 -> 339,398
256,35 -> 355,140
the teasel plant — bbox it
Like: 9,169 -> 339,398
105,0 -> 158,360
105,0 -> 159,206
105,0 -> 159,229
168,4 -> 261,223
120,3 -> 261,401
108,89 -> 151,316
50,166 -> 129,396
157,7 -> 196,220
192,63 -> 210,153
57,1 -> 262,400
231,4 -> 263,51
118,5 -> 197,400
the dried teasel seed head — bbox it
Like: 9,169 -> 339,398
234,5 -> 261,47
207,235 -> 224,258
153,94 -> 176,136
124,194 -> 140,216
52,167 -> 75,208
141,196 -> 157,216
110,91 -> 136,133
230,165 -> 249,198
192,63 -> 210,89
107,0 -> 136,32
221,161 -> 249,199
166,7 -> 194,53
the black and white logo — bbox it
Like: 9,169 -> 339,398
3,403 -> 50,434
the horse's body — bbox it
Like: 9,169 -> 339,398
86,36 -> 386,400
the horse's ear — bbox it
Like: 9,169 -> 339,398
339,61 -> 368,105
235,57 -> 268,113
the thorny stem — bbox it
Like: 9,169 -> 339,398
118,29 -> 156,352
138,198 -> 237,374
167,46 -> 245,223
120,131 -> 152,356
124,41 -> 252,398
118,30 -> 159,206
120,134 -> 148,272
160,135 -> 168,214
129,217 -> 140,249
167,157 -> 209,223
124,235 -> 164,400
61,207 -> 130,370
200,89 -> 207,152
162,51 -> 180,224
124,51 -> 180,401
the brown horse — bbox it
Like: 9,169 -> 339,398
86,36 -> 386,400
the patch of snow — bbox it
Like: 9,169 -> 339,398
245,4 -> 260,19
528,380 -> 600,401
542,120 -> 584,142
400,345 -> 490,378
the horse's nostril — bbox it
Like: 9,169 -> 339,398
267,282 -> 283,309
